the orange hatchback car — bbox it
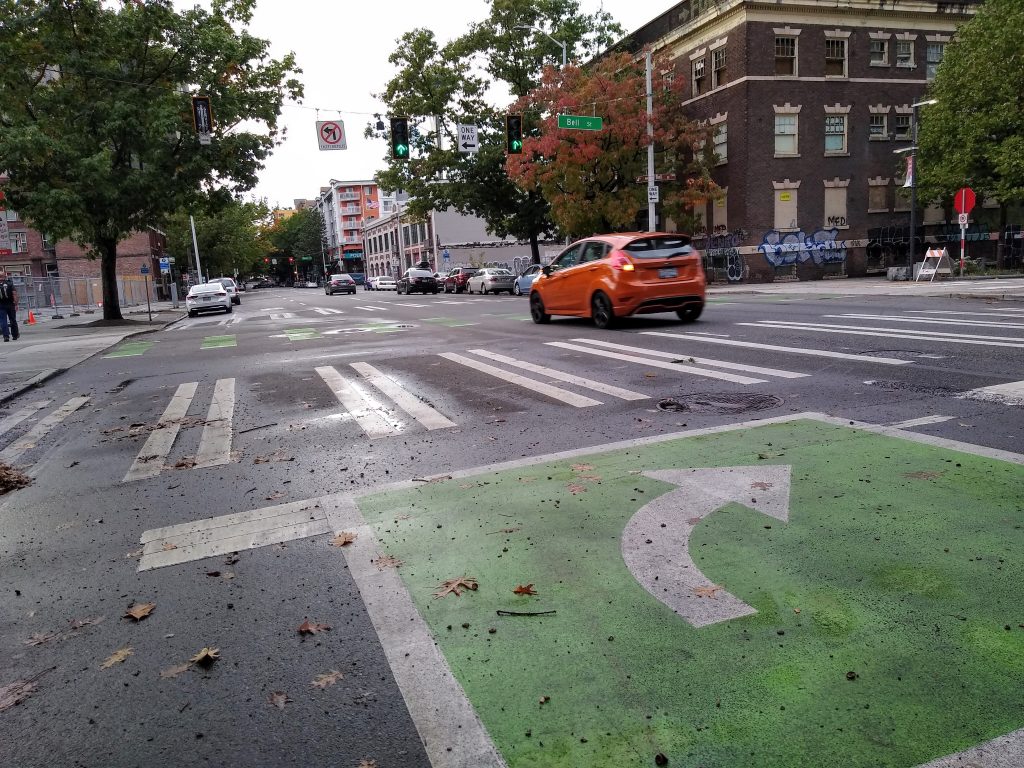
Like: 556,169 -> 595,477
529,233 -> 705,329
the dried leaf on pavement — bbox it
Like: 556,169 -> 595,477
373,554 -> 403,570
125,547 -> 144,560
0,462 -> 33,496
268,691 -> 292,710
161,541 -> 178,551
123,602 -> 156,622
311,670 -> 344,689
0,668 -> 51,712
358,760 -> 378,768
570,463 -> 594,473
330,531 -> 357,547
693,585 -> 723,599
513,584 -> 538,596
434,576 -> 478,598
265,491 -> 286,501
159,662 -> 193,680
298,620 -> 332,635
70,616 -> 104,630
903,470 -> 943,480
751,481 -> 774,490
567,483 -> 587,495
189,647 -> 220,667
100,646 -> 134,669
23,632 -> 59,647
224,553 -> 240,565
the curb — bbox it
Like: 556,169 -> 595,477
0,368 -> 63,406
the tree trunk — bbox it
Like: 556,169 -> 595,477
529,230 -> 540,265
996,203 -> 1008,270
99,236 -> 124,321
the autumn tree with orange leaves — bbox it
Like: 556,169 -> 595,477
506,52 -> 719,238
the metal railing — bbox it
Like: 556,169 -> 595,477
8,275 -> 160,319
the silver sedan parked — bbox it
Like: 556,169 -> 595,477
467,268 -> 515,295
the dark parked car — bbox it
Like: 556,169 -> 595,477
442,267 -> 479,294
325,273 -> 357,295
397,268 -> 439,294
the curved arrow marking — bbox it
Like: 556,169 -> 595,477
622,465 -> 792,627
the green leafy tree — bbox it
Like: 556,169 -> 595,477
917,0 -> 1024,266
268,208 -> 326,277
166,198 -> 271,280
368,0 -> 621,263
507,53 -> 718,237
0,0 -> 302,319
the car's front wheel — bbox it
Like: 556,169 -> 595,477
530,293 -> 551,324
591,291 -> 616,330
226,304 -> 233,314
513,282 -> 522,296
676,303 -> 704,323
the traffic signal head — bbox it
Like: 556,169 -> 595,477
506,114 -> 523,154
390,117 -> 410,160
288,257 -> 294,264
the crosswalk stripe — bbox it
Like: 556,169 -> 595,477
467,349 -> 648,400
315,366 -> 404,438
545,342 -> 765,385
0,401 -> 52,439
829,313 -> 1024,330
0,396 -> 90,464
194,378 -> 235,469
350,362 -> 456,431
641,332 -> 913,365
270,312 -> 296,320
959,380 -> 1024,407
888,415 -> 955,429
354,305 -> 387,311
313,307 -> 345,315
740,321 -> 1024,348
569,338 -> 808,379
438,352 -> 603,407
124,382 -> 199,482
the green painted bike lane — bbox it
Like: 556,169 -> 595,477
356,418 -> 1024,768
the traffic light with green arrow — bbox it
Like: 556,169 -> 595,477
505,114 -> 523,154
390,117 -> 410,161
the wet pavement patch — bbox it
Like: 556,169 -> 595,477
657,391 -> 783,414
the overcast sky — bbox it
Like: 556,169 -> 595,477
226,0 -> 656,208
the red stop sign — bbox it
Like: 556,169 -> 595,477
954,187 -> 976,215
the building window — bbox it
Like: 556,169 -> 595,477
896,40 -> 914,67
712,188 -> 728,232
774,115 -> 798,156
825,38 -> 847,77
824,183 -> 849,229
713,124 -> 727,164
692,56 -> 706,96
868,182 -> 889,212
363,185 -> 374,195
894,114 -> 912,140
926,43 -> 945,80
775,36 -> 797,76
825,115 -> 847,153
11,232 -> 28,254
712,48 -> 727,88
870,40 -> 888,66
774,186 -> 799,230
869,114 -> 887,140
662,70 -> 675,91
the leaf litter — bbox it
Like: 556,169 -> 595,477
435,576 -> 478,598
312,670 -> 344,689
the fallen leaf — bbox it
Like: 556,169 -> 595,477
124,547 -> 144,559
434,576 -> 478,598
793,608 -> 801,614
644,372 -> 657,378
458,483 -> 475,489
100,646 -> 133,669
751,481 -> 773,490
205,570 -> 221,577
358,761 -> 378,768
487,527 -> 521,535
159,662 -> 193,680
23,632 -> 58,647
693,585 -> 723,599
265,491 -> 286,501
567,483 -> 587,495
161,541 -> 178,551
311,670 -> 344,689
123,602 -> 156,622
70,616 -> 104,630
513,584 -> 538,596
0,675 -> 44,712
268,691 -> 292,710
298,620 -> 332,635
373,554 -> 403,570
330,531 -> 357,547
570,463 -> 594,472
224,553 -> 240,565
173,458 -> 195,469
686,516 -> 703,525
189,647 -> 220,667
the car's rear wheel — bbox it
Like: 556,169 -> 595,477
226,304 -> 233,314
530,293 -> 551,324
676,303 -> 704,323
481,285 -> 488,295
591,292 -> 616,329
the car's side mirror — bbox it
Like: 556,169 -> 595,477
542,265 -> 552,276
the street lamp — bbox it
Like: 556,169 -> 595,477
893,98 -> 938,273
514,24 -> 567,68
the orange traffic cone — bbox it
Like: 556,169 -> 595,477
27,310 -> 36,325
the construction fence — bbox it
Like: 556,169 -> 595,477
7,275 -> 171,319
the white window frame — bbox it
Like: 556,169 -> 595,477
894,113 -> 912,140
774,114 -> 799,157
895,34 -> 916,68
712,122 -> 727,164
926,42 -> 945,81
869,39 -> 888,66
825,115 -> 847,154
712,47 -> 727,89
824,32 -> 850,78
691,53 -> 707,96
869,114 -> 887,140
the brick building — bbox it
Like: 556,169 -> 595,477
613,0 -> 981,282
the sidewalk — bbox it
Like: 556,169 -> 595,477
0,302 -> 184,404
706,273 -> 1024,300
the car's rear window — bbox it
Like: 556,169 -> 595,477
486,269 -> 512,275
461,268 -> 479,276
622,236 -> 693,259
407,269 -> 434,278
191,284 -> 221,294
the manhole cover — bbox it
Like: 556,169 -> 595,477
863,380 -> 957,396
657,392 -> 783,414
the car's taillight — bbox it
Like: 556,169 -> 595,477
609,253 -> 635,271
216,291 -> 227,296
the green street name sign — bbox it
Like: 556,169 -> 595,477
557,114 -> 603,131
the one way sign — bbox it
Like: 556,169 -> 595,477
458,124 -> 479,153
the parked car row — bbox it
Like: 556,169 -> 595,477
185,277 -> 239,317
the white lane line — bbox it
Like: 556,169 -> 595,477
916,309 -> 1024,318
142,499 -> 320,544
262,307 -> 285,311
569,337 -> 808,379
350,362 -> 456,431
355,306 -> 387,312
739,322 -> 1024,349
830,313 -> 1024,330
958,380 -> 1024,407
315,365 -> 404,438
642,332 -> 914,366
545,342 -> 765,385
270,312 -> 296,320
888,415 -> 955,429
123,383 -> 199,482
467,349 -> 648,400
194,378 -> 235,469
0,401 -> 52,439
438,352 -> 602,407
0,396 -> 90,464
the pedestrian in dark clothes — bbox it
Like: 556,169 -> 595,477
0,269 -> 19,342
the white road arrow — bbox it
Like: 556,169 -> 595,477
621,465 -> 792,627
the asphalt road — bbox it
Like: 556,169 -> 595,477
2,284 -> 1022,767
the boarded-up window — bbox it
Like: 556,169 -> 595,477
774,188 -> 798,230
824,186 -> 848,229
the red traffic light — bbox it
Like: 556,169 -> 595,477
288,257 -> 295,263
264,257 -> 270,263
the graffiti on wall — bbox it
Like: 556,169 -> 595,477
703,229 -> 748,283
758,228 -> 848,268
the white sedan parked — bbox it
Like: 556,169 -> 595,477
375,276 -> 397,291
186,283 -> 233,317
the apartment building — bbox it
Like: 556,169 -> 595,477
314,180 -> 392,276
613,0 -> 980,282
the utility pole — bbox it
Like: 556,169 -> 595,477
189,215 -> 203,283
645,52 -> 656,231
